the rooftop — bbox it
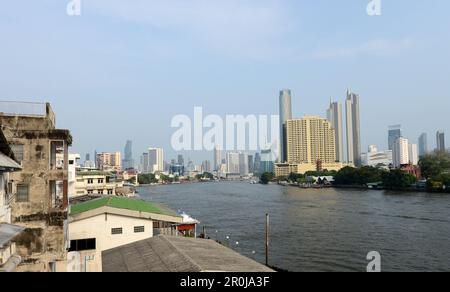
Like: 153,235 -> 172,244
102,235 -> 274,272
70,196 -> 180,218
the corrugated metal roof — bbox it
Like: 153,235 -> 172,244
0,224 -> 24,248
0,152 -> 21,171
102,235 -> 274,272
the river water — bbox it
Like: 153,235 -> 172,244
138,182 -> 450,272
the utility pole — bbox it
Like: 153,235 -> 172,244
265,213 -> 269,267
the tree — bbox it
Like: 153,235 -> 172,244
419,150 -> 450,179
260,172 -> 274,185
381,169 -> 417,189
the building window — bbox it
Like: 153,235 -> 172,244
87,179 -> 93,184
10,144 -> 24,163
16,185 -> 29,202
69,160 -> 74,165
50,141 -> 65,170
98,190 -> 104,195
111,228 -> 123,235
107,189 -> 113,195
134,226 -> 145,233
69,238 -> 96,252
87,190 -> 93,194
98,179 -> 104,184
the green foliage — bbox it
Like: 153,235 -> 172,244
138,173 -> 158,184
260,172 -> 274,185
419,151 -> 450,190
334,166 -> 385,186
288,173 -> 305,183
381,169 -> 417,189
304,170 -> 337,177
195,172 -> 214,180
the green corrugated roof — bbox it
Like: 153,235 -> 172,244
70,196 -> 180,218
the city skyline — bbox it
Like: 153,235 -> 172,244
2,1 -> 449,162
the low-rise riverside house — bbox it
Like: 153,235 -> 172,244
74,171 -> 124,198
0,128 -> 25,272
68,196 -> 196,272
102,235 -> 274,272
0,101 -> 72,272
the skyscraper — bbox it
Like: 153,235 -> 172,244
436,131 -> 446,152
122,140 -> 134,170
201,160 -> 211,173
214,145 -> 222,171
327,100 -> 344,162
238,153 -> 249,176
96,152 -> 122,171
260,149 -> 275,173
388,125 -> 402,151
286,116 -> 336,164
148,148 -> 164,173
226,152 -> 240,174
254,152 -> 261,174
393,137 -> 409,168
279,89 -> 293,163
418,133 -> 428,157
248,155 -> 254,173
345,90 -> 361,166
141,152 -> 149,173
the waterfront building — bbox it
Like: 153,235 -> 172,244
436,131 -> 446,152
345,90 -> 362,166
388,125 -> 402,151
327,100 -> 344,162
148,148 -> 164,173
260,149 -> 275,173
286,116 -> 336,164
408,143 -> 419,166
361,145 -> 393,169
279,89 -> 293,163
141,152 -> 149,173
122,140 -> 134,170
393,137 -> 409,168
169,163 -> 185,176
97,152 -> 122,172
418,133 -> 428,157
0,101 -> 72,271
68,197 -> 185,272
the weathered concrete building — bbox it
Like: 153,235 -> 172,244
0,101 -> 72,271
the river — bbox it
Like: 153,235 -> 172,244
138,182 -> 450,272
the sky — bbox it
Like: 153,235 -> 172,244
1,0 -> 449,164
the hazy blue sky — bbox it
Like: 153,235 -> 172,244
1,1 -> 449,164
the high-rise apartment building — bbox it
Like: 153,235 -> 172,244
418,133 -> 428,157
238,153 -> 249,176
279,89 -> 293,163
345,90 -> 361,166
148,148 -> 164,173
286,116 -> 336,164
388,125 -> 402,151
327,100 -> 344,162
97,151 -> 122,171
393,137 -> 409,168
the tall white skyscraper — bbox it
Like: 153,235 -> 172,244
327,100 -> 344,162
345,90 -> 361,166
408,143 -> 419,166
279,89 -> 293,163
393,137 -> 409,168
214,145 -> 222,171
148,148 -> 164,173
